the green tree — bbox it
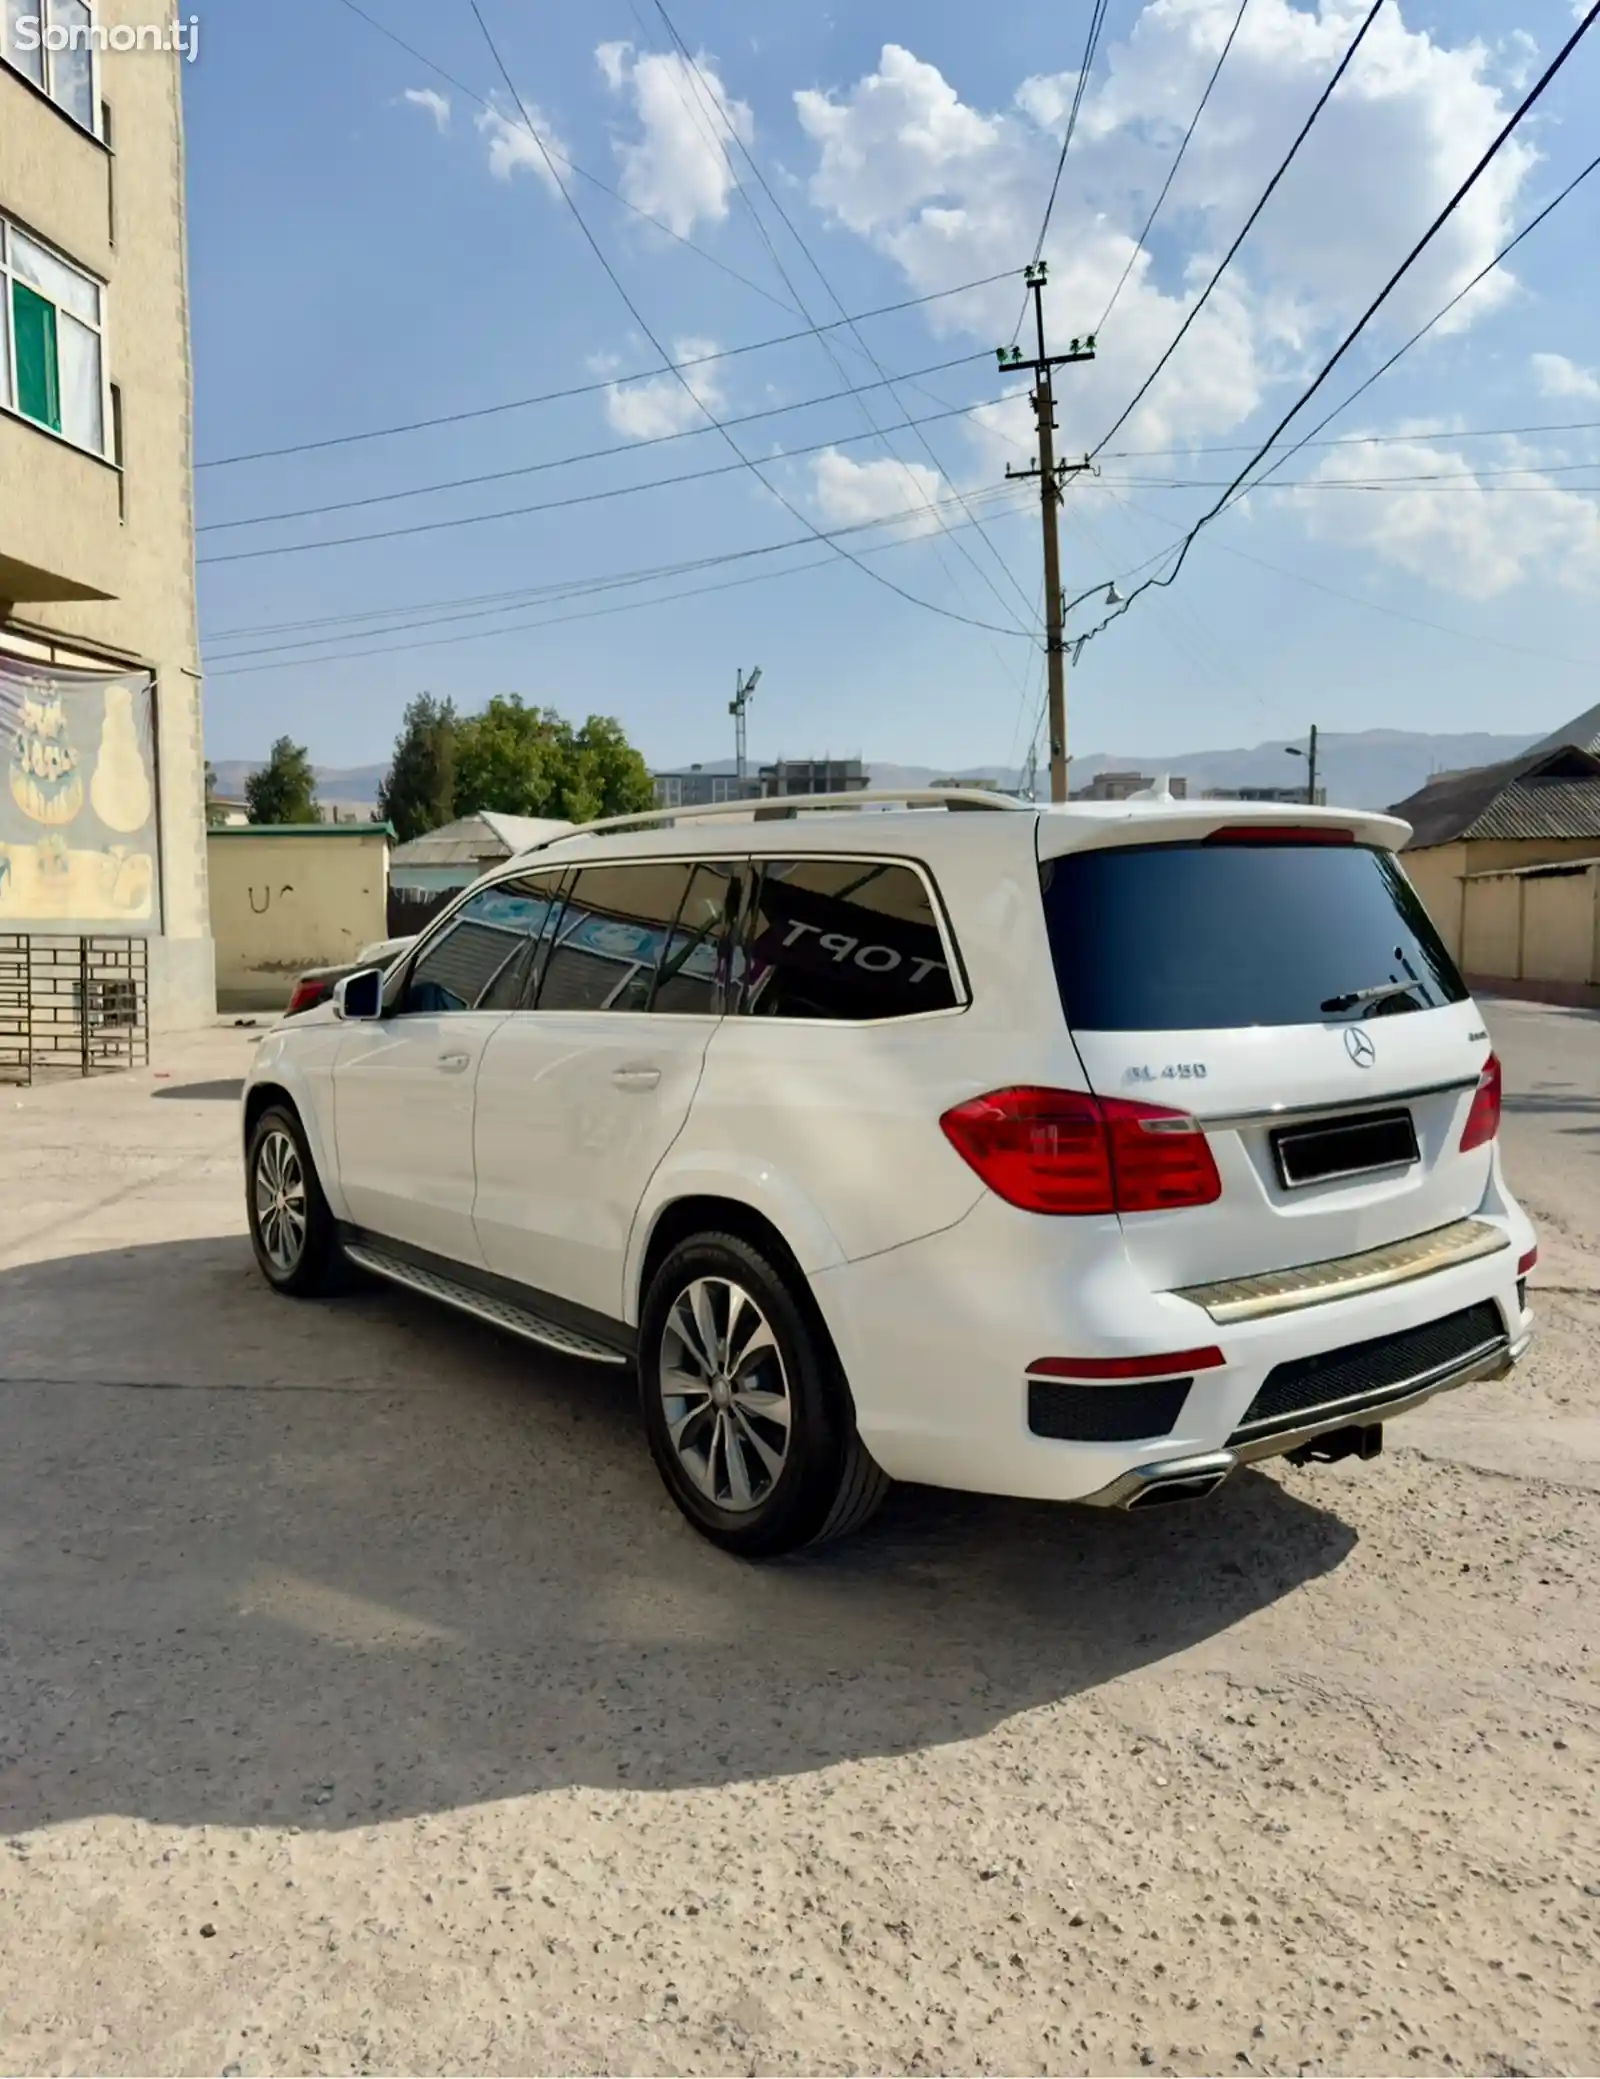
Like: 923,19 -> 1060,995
452,696 -> 569,817
202,760 -> 231,828
246,736 -> 319,824
377,693 -> 457,841
552,713 -> 655,823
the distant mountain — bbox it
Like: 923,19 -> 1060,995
209,760 -> 387,805
867,729 -> 1539,813
210,729 -> 1541,820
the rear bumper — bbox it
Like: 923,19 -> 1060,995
1077,1326 -> 1531,1508
808,1184 -> 1537,1505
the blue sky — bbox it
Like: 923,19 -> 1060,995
188,0 -> 1600,775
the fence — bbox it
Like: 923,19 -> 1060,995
387,886 -> 456,940
0,935 -> 150,1086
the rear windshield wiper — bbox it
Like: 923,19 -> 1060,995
1320,979 -> 1424,1015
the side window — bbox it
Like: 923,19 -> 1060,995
534,860 -> 701,1013
398,874 -> 565,1015
653,860 -> 739,1013
741,858 -> 960,1021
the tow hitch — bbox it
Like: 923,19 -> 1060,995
1287,1422 -> 1384,1467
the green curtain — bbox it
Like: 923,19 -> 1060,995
12,282 -> 61,433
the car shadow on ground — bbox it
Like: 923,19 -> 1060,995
149,1077 -> 246,1101
0,1237 -> 1356,1837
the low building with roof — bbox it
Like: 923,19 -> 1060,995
206,820 -> 395,1012
387,811 -> 573,896
1389,701 -> 1600,981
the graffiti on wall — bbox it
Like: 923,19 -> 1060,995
0,655 -> 159,928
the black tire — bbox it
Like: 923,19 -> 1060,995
245,1103 -> 344,1297
638,1231 -> 890,1558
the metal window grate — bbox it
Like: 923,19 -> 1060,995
0,934 -> 149,1086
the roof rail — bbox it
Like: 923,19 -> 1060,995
509,786 -> 1031,856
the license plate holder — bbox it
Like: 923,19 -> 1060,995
1271,1108 -> 1420,1190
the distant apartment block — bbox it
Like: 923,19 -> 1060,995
1071,770 -> 1190,801
653,766 -> 764,810
760,757 -> 869,797
0,1 -> 210,1026
1204,784 -> 1328,806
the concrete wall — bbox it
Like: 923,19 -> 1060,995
0,3 -> 209,1030
207,829 -> 391,1012
1405,838 -> 1600,963
1460,865 -> 1600,990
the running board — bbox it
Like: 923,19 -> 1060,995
342,1241 -> 630,1366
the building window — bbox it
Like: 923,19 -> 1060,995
2,0 -> 101,132
0,216 -> 108,455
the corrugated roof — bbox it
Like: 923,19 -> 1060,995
1391,747 -> 1600,847
1529,699 -> 1600,758
1460,776 -> 1600,842
389,811 -> 570,867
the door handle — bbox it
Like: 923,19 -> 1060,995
612,1064 -> 662,1091
437,1050 -> 471,1073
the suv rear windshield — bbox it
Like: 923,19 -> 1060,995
1040,840 -> 1468,1032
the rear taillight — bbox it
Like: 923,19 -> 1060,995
285,977 -> 332,1016
1517,1245 -> 1537,1277
1460,1053 -> 1502,1152
939,1087 -> 1222,1215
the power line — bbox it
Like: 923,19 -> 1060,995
1090,0 -> 1386,458
195,269 -> 1018,469
203,484 -> 1030,662
643,0 -> 1040,635
1070,0 -> 1600,646
1096,0 -> 1252,336
1218,143 -> 1600,510
1103,414 -> 1600,462
329,0 -> 801,321
198,351 -> 990,533
1097,458 -> 1600,488
204,487 -> 1036,678
459,0 -> 1032,639
1029,0 -> 1111,269
1106,492 -> 1600,675
195,396 -> 1020,567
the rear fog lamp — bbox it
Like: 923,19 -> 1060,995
1517,1246 -> 1537,1276
1027,1348 -> 1226,1381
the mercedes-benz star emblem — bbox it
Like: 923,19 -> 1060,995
1344,1026 -> 1377,1068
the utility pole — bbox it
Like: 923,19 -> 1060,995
1286,724 -> 1319,805
730,665 -> 761,790
997,261 -> 1096,802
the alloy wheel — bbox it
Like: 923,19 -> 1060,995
658,1276 -> 793,1513
254,1128 -> 308,1274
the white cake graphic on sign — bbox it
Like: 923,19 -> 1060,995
10,691 -> 84,826
91,683 -> 153,833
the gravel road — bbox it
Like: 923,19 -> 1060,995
0,1008 -> 1596,2075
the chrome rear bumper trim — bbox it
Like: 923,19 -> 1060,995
1175,1217 -> 1511,1324
1078,1328 -> 1529,1510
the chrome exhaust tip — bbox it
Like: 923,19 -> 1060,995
1082,1450 -> 1238,1511
1126,1467 -> 1233,1509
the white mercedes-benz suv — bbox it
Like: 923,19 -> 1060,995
241,788 -> 1535,1556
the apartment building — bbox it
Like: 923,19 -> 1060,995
0,0 -> 209,1026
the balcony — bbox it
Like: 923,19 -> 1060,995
0,406 -> 120,604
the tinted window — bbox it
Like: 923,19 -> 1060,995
653,861 -> 739,1014
535,861 -> 701,1012
399,874 -> 566,1014
1040,841 -> 1468,1032
740,858 -> 959,1021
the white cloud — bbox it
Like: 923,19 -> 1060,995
401,87 -> 451,135
596,41 -> 754,237
1531,352 -> 1600,404
794,7 -> 1540,467
602,337 -> 725,441
809,449 -> 948,537
476,97 -> 569,196
1283,437 -> 1600,598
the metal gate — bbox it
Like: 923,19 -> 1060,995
0,934 -> 150,1086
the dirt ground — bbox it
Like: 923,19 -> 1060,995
1,1003 -> 1597,2076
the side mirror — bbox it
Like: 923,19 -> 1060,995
333,967 -> 383,1021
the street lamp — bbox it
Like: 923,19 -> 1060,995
1285,725 -> 1319,807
